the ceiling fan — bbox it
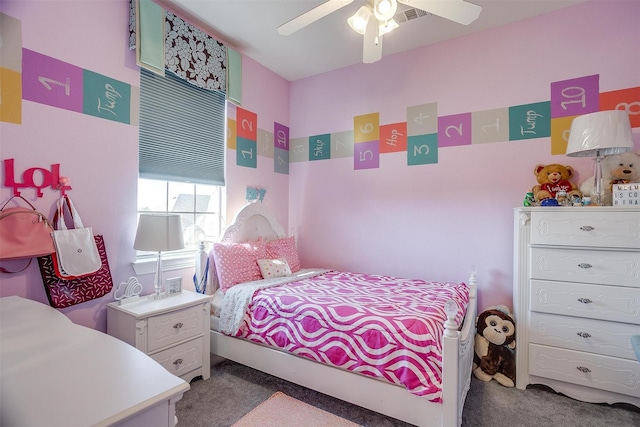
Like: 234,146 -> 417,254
277,0 -> 482,63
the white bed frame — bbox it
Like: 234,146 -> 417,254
209,203 -> 478,427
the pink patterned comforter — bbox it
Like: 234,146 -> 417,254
229,270 -> 469,402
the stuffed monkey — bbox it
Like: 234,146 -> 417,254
473,306 -> 516,387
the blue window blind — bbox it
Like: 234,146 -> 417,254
139,68 -> 225,185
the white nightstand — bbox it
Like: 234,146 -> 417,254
107,290 -> 213,383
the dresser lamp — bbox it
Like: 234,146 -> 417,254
134,213 -> 184,299
565,110 -> 634,206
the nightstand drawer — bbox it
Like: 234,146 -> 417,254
530,247 -> 640,288
151,337 -> 203,378
530,312 -> 638,360
530,280 -> 640,324
529,344 -> 640,397
530,211 -> 640,249
148,304 -> 203,352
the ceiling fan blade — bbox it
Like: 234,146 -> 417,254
277,0 -> 354,35
363,18 -> 382,64
398,0 -> 482,25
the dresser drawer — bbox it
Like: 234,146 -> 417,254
529,344 -> 640,397
529,312 -> 638,360
147,304 -> 203,353
530,280 -> 640,324
530,211 -> 640,249
530,247 -> 640,287
151,337 -> 203,379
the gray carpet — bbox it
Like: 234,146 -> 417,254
176,354 -> 640,427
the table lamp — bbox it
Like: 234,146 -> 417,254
134,213 -> 184,299
565,110 -> 634,206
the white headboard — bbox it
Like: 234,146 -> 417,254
220,203 -> 285,243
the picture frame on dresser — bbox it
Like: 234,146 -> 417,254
513,207 -> 640,409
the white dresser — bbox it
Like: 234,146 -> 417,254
513,207 -> 640,407
108,290 -> 213,383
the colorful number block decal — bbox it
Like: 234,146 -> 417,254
331,130 -> 354,158
354,112 -> 379,143
274,122 -> 289,151
471,108 -> 509,144
129,84 -> 140,126
0,13 -> 22,72
354,140 -> 380,170
310,134 -> 331,161
407,102 -> 437,136
509,102 -> 550,141
289,137 -> 309,163
550,116 -> 576,155
600,86 -> 640,128
1,68 -> 22,124
227,118 -> 237,149
550,74 -> 599,119
237,107 -> 257,140
83,70 -> 131,124
274,147 -> 289,175
236,137 -> 257,168
380,122 -> 407,153
257,129 -> 274,158
438,113 -> 471,147
408,134 -> 438,166
22,49 -> 84,113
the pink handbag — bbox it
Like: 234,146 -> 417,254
0,196 -> 55,273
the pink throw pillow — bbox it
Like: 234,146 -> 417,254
257,258 -> 292,279
213,239 -> 267,292
266,237 -> 300,273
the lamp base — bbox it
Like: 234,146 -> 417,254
150,291 -> 167,300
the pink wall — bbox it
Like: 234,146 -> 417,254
288,0 -> 640,311
0,0 -> 290,331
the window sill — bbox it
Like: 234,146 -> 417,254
131,252 -> 196,276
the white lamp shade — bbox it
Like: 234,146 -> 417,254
134,214 -> 185,252
348,5 -> 372,35
566,110 -> 634,157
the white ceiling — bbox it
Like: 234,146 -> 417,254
162,0 -> 586,82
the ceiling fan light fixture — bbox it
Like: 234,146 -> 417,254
378,18 -> 399,36
348,5 -> 373,35
373,0 -> 397,22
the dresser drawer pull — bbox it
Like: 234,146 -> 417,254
576,332 -> 592,338
579,225 -> 595,232
577,298 -> 592,304
173,358 -> 183,367
173,322 -> 184,330
576,366 -> 591,373
577,263 -> 592,269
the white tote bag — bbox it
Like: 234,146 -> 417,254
51,197 -> 101,278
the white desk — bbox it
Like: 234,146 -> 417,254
0,296 -> 189,427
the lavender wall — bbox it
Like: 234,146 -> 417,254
0,0 -> 290,331
288,1 -> 640,311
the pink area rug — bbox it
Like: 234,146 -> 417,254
232,392 -> 361,427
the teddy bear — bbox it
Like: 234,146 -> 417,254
473,305 -> 516,388
532,164 -> 582,203
579,151 -> 640,206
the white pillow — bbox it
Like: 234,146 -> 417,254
257,258 -> 292,279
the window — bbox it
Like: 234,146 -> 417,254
135,68 -> 226,269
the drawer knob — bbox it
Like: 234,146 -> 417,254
577,298 -> 592,304
577,263 -> 592,269
173,322 -> 184,329
576,366 -> 591,373
577,332 -> 591,338
173,358 -> 183,367
579,225 -> 595,232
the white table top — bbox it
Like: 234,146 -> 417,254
0,296 -> 189,427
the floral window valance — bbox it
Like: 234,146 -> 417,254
129,0 -> 226,92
